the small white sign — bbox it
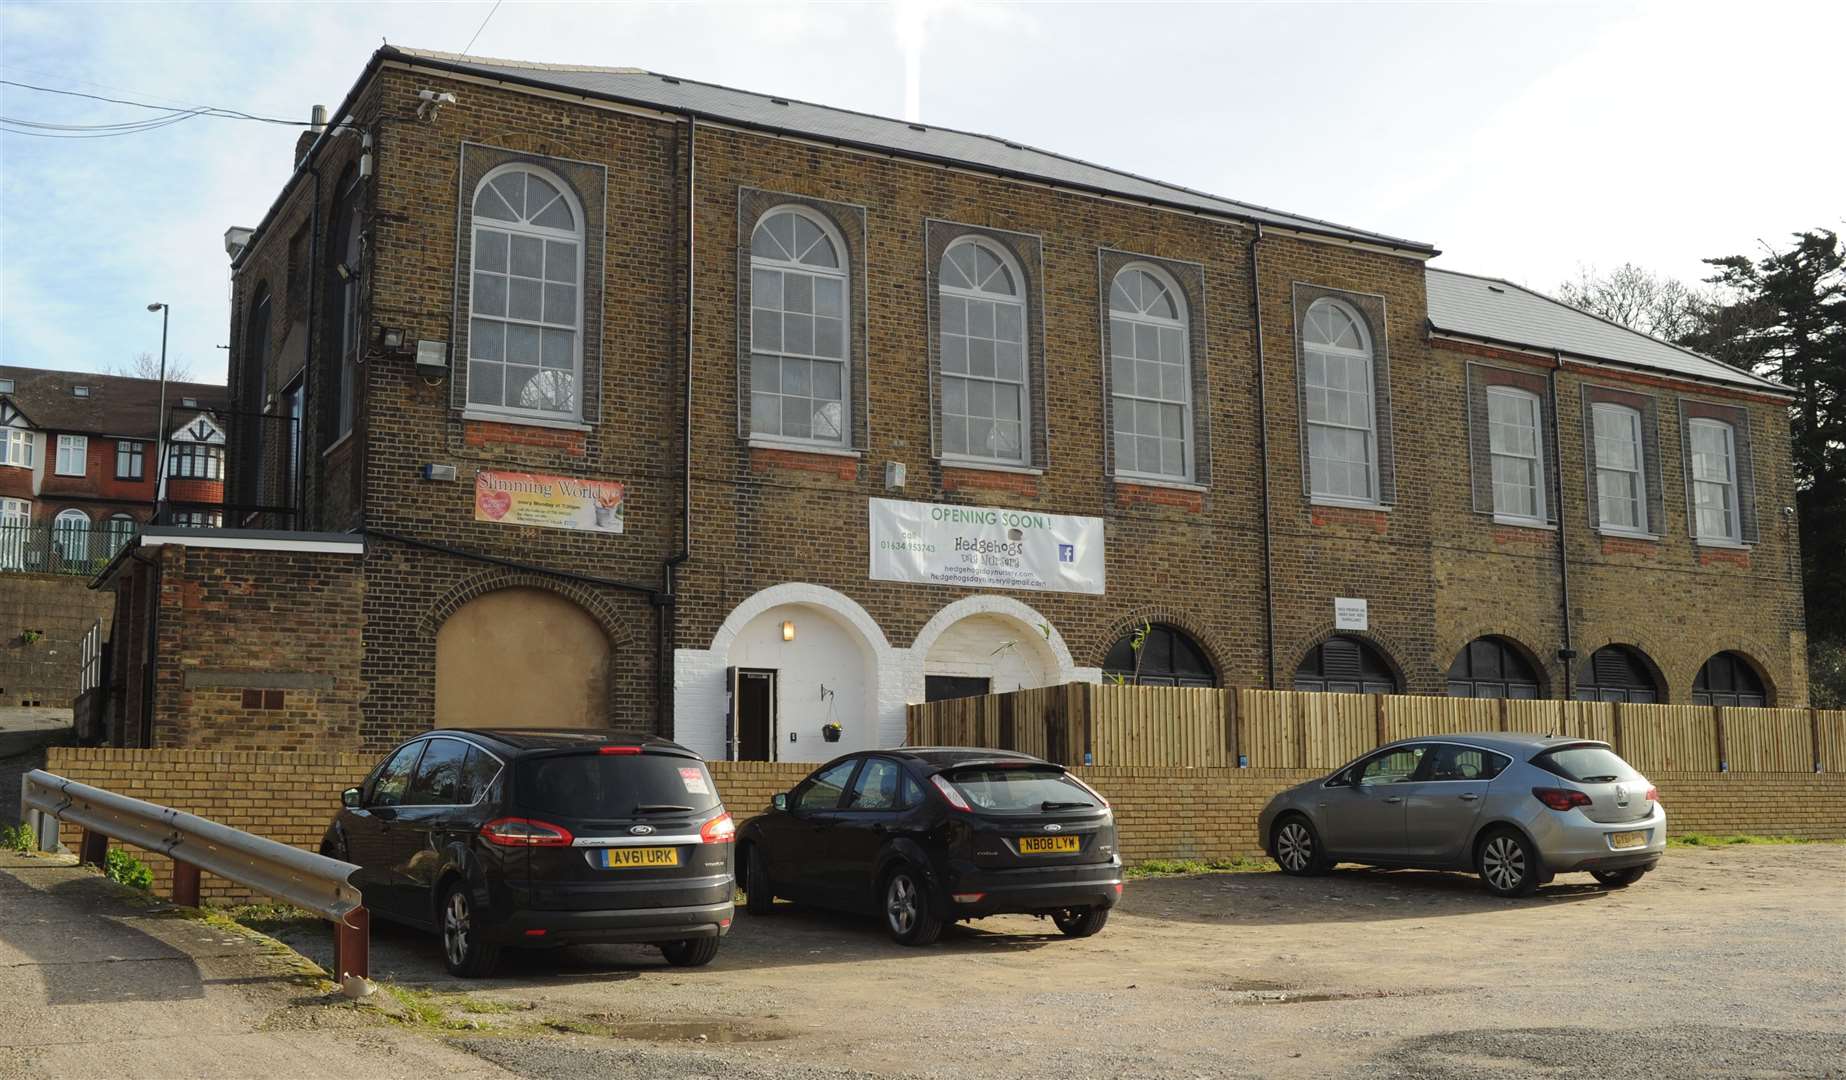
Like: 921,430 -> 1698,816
1334,597 -> 1368,631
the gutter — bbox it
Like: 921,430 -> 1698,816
1247,224 -> 1277,692
1547,356 -> 1575,699
1429,328 -> 1795,400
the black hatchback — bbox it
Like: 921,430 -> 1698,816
321,729 -> 735,977
736,748 -> 1122,945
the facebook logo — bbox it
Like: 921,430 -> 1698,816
1058,544 -> 1076,563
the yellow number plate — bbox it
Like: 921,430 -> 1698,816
1018,835 -> 1081,855
1608,830 -> 1647,850
601,846 -> 680,868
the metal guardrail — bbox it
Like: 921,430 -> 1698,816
19,769 -> 371,979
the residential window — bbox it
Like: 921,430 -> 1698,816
1102,624 -> 1217,688
1487,387 -> 1545,522
749,208 -> 849,446
466,164 -> 582,422
168,443 -> 224,480
939,237 -> 1029,464
1109,266 -> 1193,480
1447,637 -> 1541,699
1294,635 -> 1398,695
1692,652 -> 1768,708
0,379 -> 13,394
1302,299 -> 1377,502
170,510 -> 223,528
52,508 -> 90,562
55,434 -> 87,477
104,513 -> 137,557
1574,644 -> 1660,703
1688,418 -> 1739,542
1,429 -> 32,468
1592,403 -> 1647,533
1,498 -> 29,526
116,440 -> 146,481
0,498 -> 27,569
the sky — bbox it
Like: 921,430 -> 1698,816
1,0 -> 1840,386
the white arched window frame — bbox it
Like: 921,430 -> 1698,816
1486,385 -> 1546,523
1302,299 -> 1378,503
104,513 -> 138,557
748,206 -> 851,447
1109,264 -> 1193,481
53,508 -> 91,562
466,164 -> 585,423
1688,417 -> 1739,542
939,237 -> 1029,464
335,173 -> 363,441
1592,401 -> 1648,533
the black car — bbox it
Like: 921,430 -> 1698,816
321,729 -> 735,977
736,748 -> 1122,945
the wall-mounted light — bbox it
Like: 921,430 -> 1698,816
379,326 -> 406,351
782,620 -> 796,642
335,262 -> 355,282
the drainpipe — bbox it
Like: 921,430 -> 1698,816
656,114 -> 697,737
1247,224 -> 1278,689
1548,355 -> 1575,699
128,549 -> 162,749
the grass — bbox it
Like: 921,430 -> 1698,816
1126,855 -> 1276,879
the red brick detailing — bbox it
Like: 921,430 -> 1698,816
1560,362 -> 1785,405
749,447 -> 857,481
462,420 -> 587,456
1310,505 -> 1389,534
1115,483 -> 1204,513
1493,524 -> 1553,545
1700,547 -> 1751,569
1433,337 -> 1558,370
1601,536 -> 1662,557
166,478 -> 224,504
942,467 -> 1039,498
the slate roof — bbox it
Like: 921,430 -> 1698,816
0,365 -> 231,440
384,46 -> 1437,255
1425,269 -> 1790,396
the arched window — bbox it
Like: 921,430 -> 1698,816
749,207 -> 849,446
467,165 -> 582,421
1103,624 -> 1217,688
52,508 -> 90,562
1109,266 -> 1193,480
332,168 -> 363,440
1692,652 -> 1767,707
1294,635 -> 1398,694
1302,299 -> 1377,503
939,237 -> 1028,464
103,513 -> 138,557
1574,644 -> 1660,703
1447,638 -> 1541,699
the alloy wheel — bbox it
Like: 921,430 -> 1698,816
1277,822 -> 1312,872
1482,836 -> 1526,891
886,873 -> 917,936
444,890 -> 471,968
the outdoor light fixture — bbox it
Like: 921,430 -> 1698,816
335,262 -> 354,282
379,326 -> 406,351
782,620 -> 796,642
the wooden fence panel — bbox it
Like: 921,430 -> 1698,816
1088,684 -> 1228,767
1383,695 -> 1499,741
1818,710 -> 1846,774
1504,698 -> 1570,735
1724,707 -> 1813,772
1238,689 -> 1298,769
1619,703 -> 1719,774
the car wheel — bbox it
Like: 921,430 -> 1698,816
659,937 -> 720,967
1476,828 -> 1540,898
1592,867 -> 1647,888
1273,814 -> 1330,876
744,845 -> 775,916
441,881 -> 501,978
882,863 -> 942,947
1052,906 -> 1109,938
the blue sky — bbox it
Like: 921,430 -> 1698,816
2,1 -> 1840,386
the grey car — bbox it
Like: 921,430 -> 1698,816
1257,733 -> 1665,896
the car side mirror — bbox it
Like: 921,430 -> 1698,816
772,792 -> 789,812
341,787 -> 362,808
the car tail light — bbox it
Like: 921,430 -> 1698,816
524,929 -> 548,937
699,812 -> 736,844
951,892 -> 985,904
1113,882 -> 1124,895
930,774 -> 972,812
480,817 -> 574,846
1645,787 -> 1658,802
1532,787 -> 1594,812
598,745 -> 642,755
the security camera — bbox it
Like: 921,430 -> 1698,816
416,89 -> 458,120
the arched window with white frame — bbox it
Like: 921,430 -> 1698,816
1109,265 -> 1194,480
939,238 -> 1029,464
1302,298 -> 1378,502
749,207 -> 850,446
467,164 -> 583,422
52,508 -> 90,563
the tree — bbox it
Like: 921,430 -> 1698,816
1556,262 -> 1710,342
112,351 -> 194,384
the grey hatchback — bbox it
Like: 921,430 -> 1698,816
1257,733 -> 1665,896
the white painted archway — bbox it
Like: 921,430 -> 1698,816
908,595 -> 1086,702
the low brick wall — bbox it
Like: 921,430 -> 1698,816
39,748 -> 1846,904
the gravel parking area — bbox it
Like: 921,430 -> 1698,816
265,844 -> 1846,1079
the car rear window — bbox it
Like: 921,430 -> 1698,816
515,753 -> 720,818
942,765 -> 1097,813
1533,745 -> 1641,783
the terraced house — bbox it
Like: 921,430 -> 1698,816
94,45 -> 1805,757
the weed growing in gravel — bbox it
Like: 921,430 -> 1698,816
104,848 -> 154,891
1670,833 -> 1806,847
1127,856 -> 1276,879
4,823 -> 32,855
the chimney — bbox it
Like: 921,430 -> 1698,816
294,104 -> 328,166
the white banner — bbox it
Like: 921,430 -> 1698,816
869,498 -> 1105,595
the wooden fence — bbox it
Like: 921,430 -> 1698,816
906,683 -> 1846,773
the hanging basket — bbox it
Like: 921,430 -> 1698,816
821,723 -> 843,743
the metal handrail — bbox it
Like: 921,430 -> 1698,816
19,769 -> 370,978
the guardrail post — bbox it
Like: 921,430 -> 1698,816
333,908 -> 370,980
172,861 -> 201,907
78,828 -> 108,868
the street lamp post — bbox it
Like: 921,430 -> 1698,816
146,303 -> 169,520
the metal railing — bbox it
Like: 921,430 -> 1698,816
77,620 -> 102,696
19,769 -> 370,979
0,522 -> 137,576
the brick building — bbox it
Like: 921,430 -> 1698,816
105,45 -> 1803,756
